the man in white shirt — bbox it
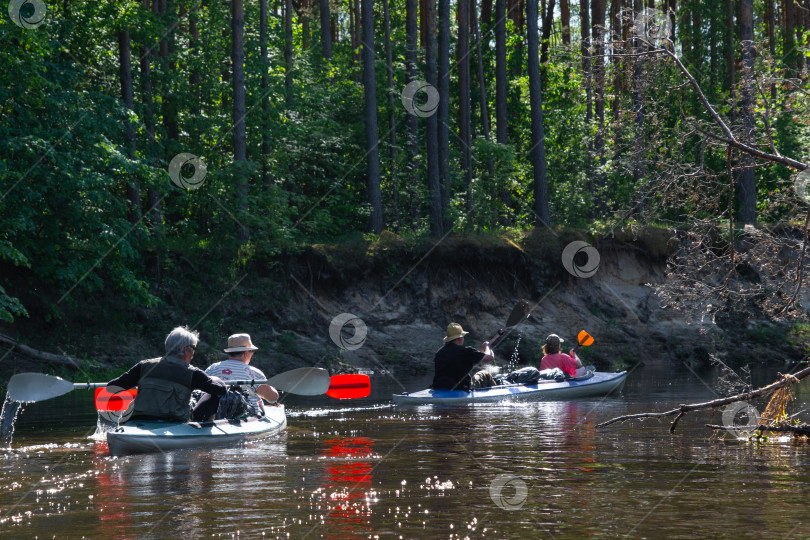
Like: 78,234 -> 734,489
191,333 -> 279,421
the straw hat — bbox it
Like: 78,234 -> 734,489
443,323 -> 469,343
223,333 -> 259,352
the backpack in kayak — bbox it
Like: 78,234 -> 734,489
216,387 -> 251,420
506,367 -> 541,384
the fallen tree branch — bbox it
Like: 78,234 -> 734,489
597,365 -> 810,432
0,333 -> 114,371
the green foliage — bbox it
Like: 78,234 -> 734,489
1,0 -> 808,330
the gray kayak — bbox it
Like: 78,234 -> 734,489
106,404 -> 286,456
392,371 -> 628,405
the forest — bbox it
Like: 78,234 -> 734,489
2,0 -> 810,331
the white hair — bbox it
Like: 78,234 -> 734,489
164,326 -> 199,356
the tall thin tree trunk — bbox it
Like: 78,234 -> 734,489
632,0 -> 645,186
119,28 -> 140,226
438,0 -> 451,230
726,0 -> 736,122
495,0 -> 510,225
765,0 -> 776,99
320,0 -> 332,59
426,0 -> 442,236
232,0 -> 250,243
738,0 -> 756,224
527,0 -> 550,226
540,0 -> 555,67
189,9 -> 201,116
285,0 -> 294,108
406,0 -> 420,225
384,0 -> 398,230
785,0 -> 798,70
474,0 -> 495,181
142,0 -> 162,233
362,0 -> 383,233
592,0 -> 606,169
260,0 -> 272,187
581,0 -> 592,134
481,0 -> 493,24
560,0 -> 570,45
458,0 -> 472,213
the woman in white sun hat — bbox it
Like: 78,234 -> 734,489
192,333 -> 280,421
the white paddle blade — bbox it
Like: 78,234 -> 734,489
7,373 -> 76,403
267,367 -> 330,395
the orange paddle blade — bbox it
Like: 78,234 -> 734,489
326,374 -> 371,399
95,387 -> 137,411
578,330 -> 594,347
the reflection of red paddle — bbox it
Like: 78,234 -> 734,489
94,374 -> 371,410
326,374 -> 371,399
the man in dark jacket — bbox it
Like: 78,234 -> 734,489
107,326 -> 226,423
432,323 -> 496,391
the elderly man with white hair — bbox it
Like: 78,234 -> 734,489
107,326 -> 227,423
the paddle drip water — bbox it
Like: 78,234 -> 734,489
506,333 -> 523,372
0,394 -> 23,447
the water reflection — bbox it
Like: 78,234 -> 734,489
314,437 -> 376,538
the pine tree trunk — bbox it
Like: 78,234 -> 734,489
362,0 -> 383,233
527,0 -> 550,226
406,0 -> 420,225
384,0 -> 398,230
285,0 -> 294,108
726,0 -> 736,122
474,0 -> 495,180
438,0 -> 451,230
320,0 -> 332,59
495,0 -> 510,225
592,0 -> 606,170
118,28 -> 140,226
765,0 -> 776,99
632,0 -> 645,185
560,0 -> 570,44
458,0 -> 472,213
738,0 -> 756,224
425,0 -> 443,237
232,0 -> 250,243
785,0 -> 797,70
540,0 -> 555,67
260,0 -> 272,188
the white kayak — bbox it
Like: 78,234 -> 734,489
106,404 -> 286,456
392,371 -> 628,405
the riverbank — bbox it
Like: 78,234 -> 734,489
1,227 -> 807,387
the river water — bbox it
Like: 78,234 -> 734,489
2,362 -> 810,539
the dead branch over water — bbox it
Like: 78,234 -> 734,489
596,364 -> 810,433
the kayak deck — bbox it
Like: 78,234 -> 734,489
106,404 -> 286,456
392,371 -> 627,405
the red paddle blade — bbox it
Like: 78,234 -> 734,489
95,387 -> 137,411
326,374 -> 370,399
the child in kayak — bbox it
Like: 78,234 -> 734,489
539,334 -> 588,377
